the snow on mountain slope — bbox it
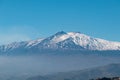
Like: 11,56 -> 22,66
26,38 -> 44,47
0,31 -> 120,52
0,41 -> 28,52
65,32 -> 120,50
69,32 -> 120,50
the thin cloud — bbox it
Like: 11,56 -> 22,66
0,26 -> 44,44
0,34 -> 31,45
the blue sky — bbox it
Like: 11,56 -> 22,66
0,0 -> 120,44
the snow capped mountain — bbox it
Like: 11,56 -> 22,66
30,31 -> 120,50
0,31 -> 120,54
28,31 -> 120,50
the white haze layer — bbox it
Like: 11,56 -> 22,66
0,54 -> 119,78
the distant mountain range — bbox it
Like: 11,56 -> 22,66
0,31 -> 120,55
26,63 -> 120,80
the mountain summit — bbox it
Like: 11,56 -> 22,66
0,31 -> 120,54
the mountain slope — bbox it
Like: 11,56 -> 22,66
26,63 -> 120,80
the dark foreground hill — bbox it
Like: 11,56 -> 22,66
91,77 -> 120,80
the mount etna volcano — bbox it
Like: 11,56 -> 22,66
0,31 -> 120,55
